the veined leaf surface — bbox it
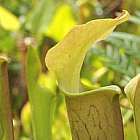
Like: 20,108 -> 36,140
45,10 -> 129,93
45,10 -> 129,140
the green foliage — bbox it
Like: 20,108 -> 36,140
1,0 -> 140,140
26,0 -> 61,35
26,47 -> 56,140
81,31 -> 140,89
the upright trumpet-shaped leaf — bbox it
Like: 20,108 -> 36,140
46,10 -> 129,93
46,10 -> 129,140
26,47 -> 56,140
124,74 -> 140,140
0,56 -> 14,140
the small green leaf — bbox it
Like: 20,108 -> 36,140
124,74 -> 140,140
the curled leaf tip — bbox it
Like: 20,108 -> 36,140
115,10 -> 130,25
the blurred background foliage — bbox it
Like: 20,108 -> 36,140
0,0 -> 140,139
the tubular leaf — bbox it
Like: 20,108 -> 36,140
26,47 -> 56,140
45,11 -> 129,140
125,74 -> 140,140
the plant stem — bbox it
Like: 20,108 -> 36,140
0,57 -> 14,140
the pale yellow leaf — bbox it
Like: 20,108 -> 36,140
0,6 -> 20,31
45,10 -> 129,140
45,10 -> 129,93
